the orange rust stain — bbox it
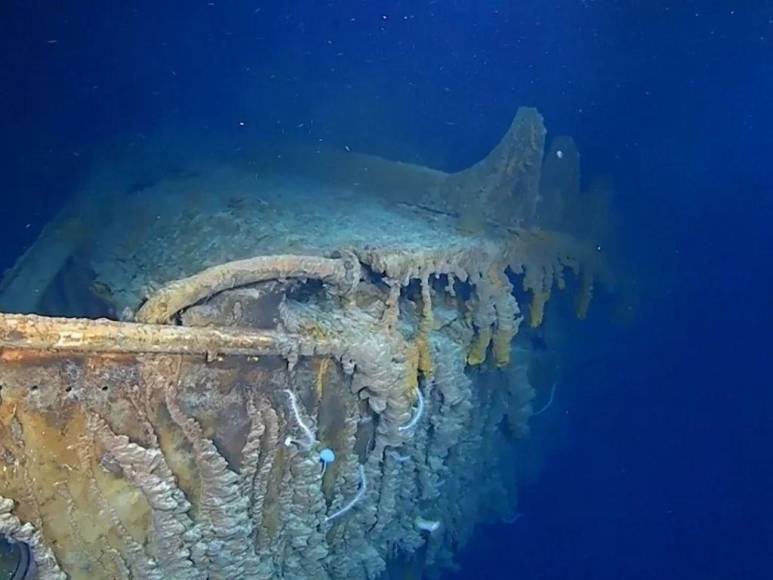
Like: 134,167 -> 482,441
1,403 -> 152,578
1,349 -> 67,363
1,349 -> 137,365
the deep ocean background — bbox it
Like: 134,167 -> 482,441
1,1 -> 771,578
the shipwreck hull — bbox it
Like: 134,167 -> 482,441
0,107 -> 607,579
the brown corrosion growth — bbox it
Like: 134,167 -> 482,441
135,254 -> 360,325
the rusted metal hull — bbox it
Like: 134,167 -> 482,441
0,106 -> 611,579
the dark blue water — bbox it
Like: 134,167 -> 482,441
1,1 -> 770,578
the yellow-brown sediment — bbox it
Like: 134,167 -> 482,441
416,277 -> 434,379
315,357 -> 331,399
576,268 -> 594,320
404,341 -> 420,399
467,326 -> 492,366
529,289 -> 550,328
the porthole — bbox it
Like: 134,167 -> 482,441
0,536 -> 34,579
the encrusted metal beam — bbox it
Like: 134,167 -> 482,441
0,313 -> 287,355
